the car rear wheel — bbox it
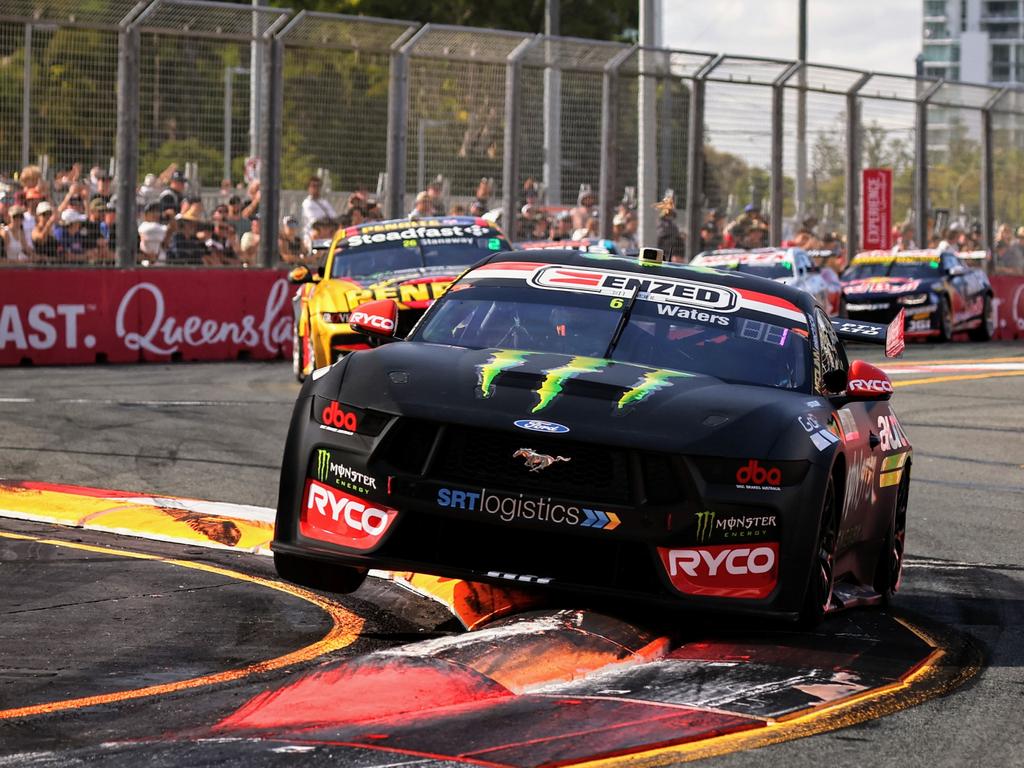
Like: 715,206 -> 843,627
274,552 -> 367,594
800,475 -> 838,626
937,296 -> 953,342
968,294 -> 995,341
874,470 -> 909,605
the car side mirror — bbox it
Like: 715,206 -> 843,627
349,299 -> 399,342
288,266 -> 313,284
844,359 -> 893,401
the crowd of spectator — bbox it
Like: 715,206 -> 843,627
3,163 -> 1024,275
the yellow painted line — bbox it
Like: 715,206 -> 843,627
0,530 -> 364,720
892,370 -> 1024,388
883,355 -> 1024,367
572,617 -> 978,768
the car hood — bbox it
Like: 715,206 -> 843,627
331,343 -> 831,459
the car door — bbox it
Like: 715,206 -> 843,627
941,252 -> 971,322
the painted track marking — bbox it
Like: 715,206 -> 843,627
0,530 -> 364,720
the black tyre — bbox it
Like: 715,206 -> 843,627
292,324 -> 307,383
968,294 -> 995,342
800,475 -> 839,626
274,552 -> 367,594
937,296 -> 954,342
874,469 -> 909,605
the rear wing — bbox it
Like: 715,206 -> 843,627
831,308 -> 905,358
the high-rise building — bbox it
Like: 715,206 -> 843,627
923,0 -> 1024,85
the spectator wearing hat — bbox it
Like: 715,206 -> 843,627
1,205 -> 33,262
31,201 -> 59,262
425,180 -> 446,216
612,212 -> 637,252
305,217 -> 337,254
408,191 -> 434,220
654,194 -> 684,259
167,204 -> 209,265
15,165 -> 45,208
82,198 -> 109,256
226,195 -> 250,237
301,176 -> 337,236
280,216 -> 306,264
138,202 -> 168,263
56,209 -> 90,262
91,170 -> 113,205
343,193 -> 367,228
549,211 -> 573,242
205,219 -> 241,267
160,170 -> 188,220
240,215 -> 260,264
571,188 -> 597,233
364,198 -> 384,222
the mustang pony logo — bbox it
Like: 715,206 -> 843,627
513,448 -> 570,472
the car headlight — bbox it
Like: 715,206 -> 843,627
898,294 -> 930,305
321,311 -> 351,324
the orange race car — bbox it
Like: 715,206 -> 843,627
290,216 -> 510,380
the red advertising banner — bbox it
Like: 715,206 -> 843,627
862,168 -> 893,251
0,269 -> 293,366
993,274 -> 1024,340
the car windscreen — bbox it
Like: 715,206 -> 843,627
414,279 -> 811,391
332,225 -> 509,282
733,263 -> 793,280
843,258 -> 940,280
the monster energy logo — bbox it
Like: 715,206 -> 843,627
533,356 -> 609,412
617,369 -> 692,410
316,449 -> 330,482
694,509 -> 716,543
478,350 -> 531,398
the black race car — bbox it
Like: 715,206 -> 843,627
841,249 -> 994,341
273,248 -> 911,623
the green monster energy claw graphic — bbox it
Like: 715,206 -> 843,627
617,369 -> 692,410
695,509 -> 715,543
477,350 -> 530,398
316,448 -> 330,482
532,356 -> 609,413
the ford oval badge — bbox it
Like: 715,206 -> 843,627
514,419 -> 570,434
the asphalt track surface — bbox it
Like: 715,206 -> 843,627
1,342 -> 1022,767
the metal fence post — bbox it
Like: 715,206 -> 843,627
21,23 -> 31,169
260,23 -> 287,268
599,45 -> 637,239
914,80 -> 943,247
502,35 -> 541,240
844,73 -> 872,258
981,88 -> 1006,256
386,26 -> 426,219
771,62 -> 801,246
685,55 -> 722,261
115,23 -> 141,267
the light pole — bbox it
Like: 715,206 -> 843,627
795,0 -> 808,226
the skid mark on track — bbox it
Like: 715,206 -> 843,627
0,530 -> 364,721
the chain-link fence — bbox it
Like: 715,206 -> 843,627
2,0 -> 1024,270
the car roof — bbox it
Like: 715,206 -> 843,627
851,249 -> 947,263
481,249 -> 818,314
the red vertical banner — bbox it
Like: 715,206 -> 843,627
862,168 -> 893,251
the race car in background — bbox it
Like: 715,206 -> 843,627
840,249 -> 994,341
273,247 -> 910,624
289,216 -> 510,380
516,239 -> 621,256
691,248 -> 843,315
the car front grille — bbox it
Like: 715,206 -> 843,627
373,419 -> 687,509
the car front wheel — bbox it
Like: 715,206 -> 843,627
800,475 -> 839,626
968,294 -> 995,341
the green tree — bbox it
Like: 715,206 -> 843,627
273,0 -> 639,42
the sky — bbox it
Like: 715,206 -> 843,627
662,0 -> 923,76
